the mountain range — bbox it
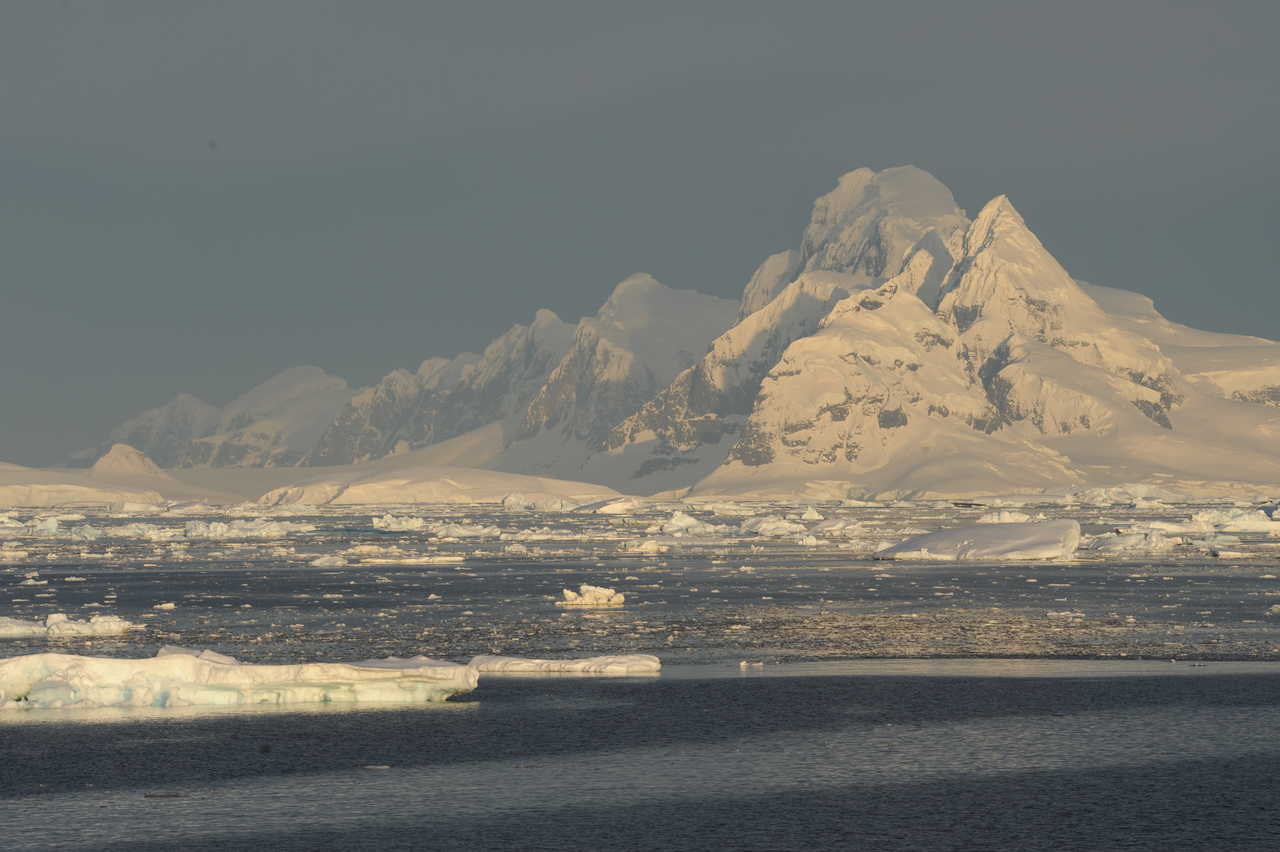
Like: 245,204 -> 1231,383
75,166 -> 1280,499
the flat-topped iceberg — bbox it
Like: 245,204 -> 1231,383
0,647 -> 477,711
471,654 -> 661,674
875,520 -> 1081,561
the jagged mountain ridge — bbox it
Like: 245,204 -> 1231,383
305,308 -> 574,465
84,165 -> 1280,498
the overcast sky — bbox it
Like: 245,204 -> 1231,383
2,1 -> 1277,465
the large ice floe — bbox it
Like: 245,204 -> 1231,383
0,614 -> 141,639
875,520 -> 1081,561
0,647 -> 477,711
470,654 -> 661,675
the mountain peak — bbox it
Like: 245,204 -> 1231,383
91,443 -> 170,479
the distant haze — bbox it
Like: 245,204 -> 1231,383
2,1 -> 1277,465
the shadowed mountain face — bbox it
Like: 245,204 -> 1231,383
85,166 -> 1280,498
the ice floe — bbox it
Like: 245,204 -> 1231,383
875,520 -> 1081,561
0,613 -> 141,640
470,654 -> 660,674
0,647 -> 477,711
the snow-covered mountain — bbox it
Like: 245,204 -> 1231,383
79,165 -> 1280,499
502,274 -> 738,471
95,367 -> 351,468
693,193 -> 1280,498
590,166 -> 971,492
306,308 -> 574,465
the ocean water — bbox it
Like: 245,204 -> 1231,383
3,502 -> 1280,848
3,661 -> 1280,850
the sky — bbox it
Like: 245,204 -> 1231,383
2,0 -> 1277,465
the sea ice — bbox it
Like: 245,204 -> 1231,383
470,654 -> 660,674
0,613 -> 141,639
0,647 -> 477,711
372,514 -> 427,531
1084,531 -> 1176,554
183,519 -> 316,539
741,516 -> 807,537
976,510 -> 1034,524
555,585 -> 625,608
500,492 -> 580,512
875,520 -> 1082,561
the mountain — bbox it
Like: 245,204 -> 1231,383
692,194 -> 1280,498
306,308 -> 574,465
94,367 -> 351,468
588,166 -> 969,492
77,164 -> 1280,499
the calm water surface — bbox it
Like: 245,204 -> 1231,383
3,660 -> 1280,850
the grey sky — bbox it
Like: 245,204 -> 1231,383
3,1 -> 1277,464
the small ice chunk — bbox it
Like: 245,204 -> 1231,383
555,584 -> 625,608
800,506 -> 824,521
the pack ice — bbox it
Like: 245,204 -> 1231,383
875,520 -> 1081,561
0,647 -> 477,711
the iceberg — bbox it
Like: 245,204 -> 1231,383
0,647 -> 476,711
875,520 -> 1081,561
470,654 -> 661,674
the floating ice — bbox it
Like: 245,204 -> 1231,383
470,654 -> 660,674
1085,531 -> 1176,554
500,492 -> 580,512
0,613 -> 141,639
976,510 -> 1034,524
555,584 -> 625,608
428,522 -> 501,538
578,497 -> 646,515
655,511 -> 722,537
875,520 -> 1081,561
183,519 -> 316,539
741,516 -> 807,537
372,514 -> 427,531
0,647 -> 477,711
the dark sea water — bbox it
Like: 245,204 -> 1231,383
3,661 -> 1280,851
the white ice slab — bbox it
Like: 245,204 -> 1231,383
0,647 -> 476,711
470,654 -> 661,674
875,520 -> 1081,561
